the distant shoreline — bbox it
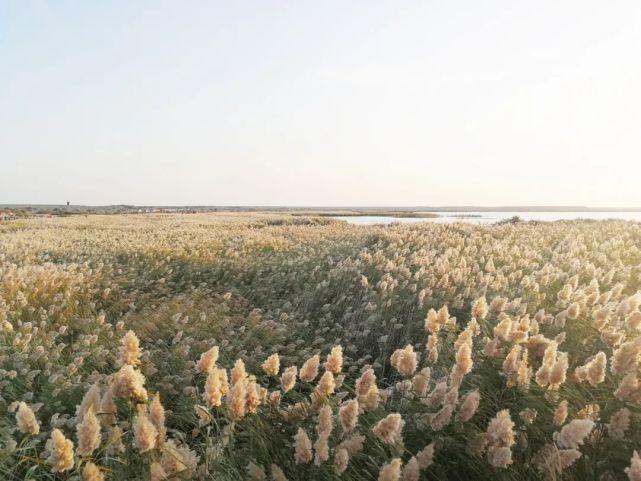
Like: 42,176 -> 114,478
2,204 -> 641,213
299,211 -> 440,218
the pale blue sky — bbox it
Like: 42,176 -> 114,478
1,1 -> 640,206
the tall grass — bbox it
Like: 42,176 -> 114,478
1,214 -> 640,480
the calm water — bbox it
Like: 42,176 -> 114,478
332,212 -> 641,225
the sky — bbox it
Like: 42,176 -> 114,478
1,1 -> 641,207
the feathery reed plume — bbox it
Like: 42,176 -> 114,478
390,344 -> 418,376
339,399 -> 359,433
628,311 -> 641,331
429,404 -> 455,431
608,408 -> 631,440
575,352 -> 606,386
196,346 -> 219,374
247,461 -> 266,480
535,341 -> 557,387
416,442 -> 435,469
427,334 -> 439,363
438,305 -> 450,324
16,402 -> 39,435
594,308 -> 610,330
300,354 -> 320,382
559,449 -> 582,469
314,370 -> 336,398
548,352 -> 569,391
76,383 -> 101,423
412,367 -> 431,397
149,392 -> 166,448
313,404 -> 333,464
281,366 -> 298,393
119,330 -> 141,366
402,456 -> 420,481
269,390 -> 282,408
99,386 -> 117,427
450,341 -> 473,387
262,353 -> 280,376
334,447 -> 349,475
313,434 -> 329,465
76,405 -> 101,456
485,409 -> 515,468
567,302 -> 580,320
472,296 -> 488,320
133,407 -> 158,453
503,345 -> 521,375
113,364 -> 148,402
553,400 -> 569,426
204,366 -> 229,408
424,380 -> 447,409
160,439 -> 198,476
294,428 -> 313,464
317,404 -> 333,436
245,378 -> 263,414
457,390 -> 480,422
554,419 -> 594,449
47,428 -> 75,473
338,433 -> 365,456
325,345 -> 343,374
372,413 -> 404,444
615,372 -> 641,402
82,462 -> 105,481
231,359 -> 248,386
227,379 -> 247,421
425,308 -> 440,333
627,451 -> 641,481
150,461 -> 168,481
611,337 -> 641,375
378,458 -> 401,481
534,444 -> 581,477
356,367 -> 379,411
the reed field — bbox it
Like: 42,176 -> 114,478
2,213 -> 641,481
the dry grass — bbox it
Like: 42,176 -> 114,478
1,214 -> 641,480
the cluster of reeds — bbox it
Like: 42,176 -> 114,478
1,214 -> 641,480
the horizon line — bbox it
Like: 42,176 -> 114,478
3,204 -> 641,212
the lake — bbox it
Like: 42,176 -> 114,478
332,211 -> 641,225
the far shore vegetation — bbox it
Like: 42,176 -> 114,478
293,211 -> 440,218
